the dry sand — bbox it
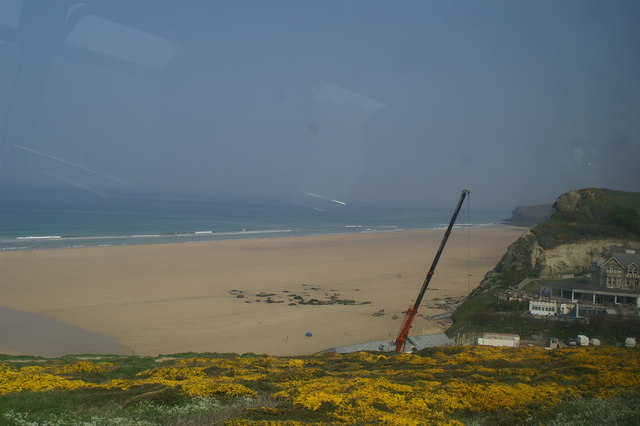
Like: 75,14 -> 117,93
0,227 -> 525,356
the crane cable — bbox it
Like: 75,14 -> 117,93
467,192 -> 471,295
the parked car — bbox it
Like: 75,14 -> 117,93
576,335 -> 589,346
564,338 -> 577,346
625,337 -> 636,348
546,337 -> 559,349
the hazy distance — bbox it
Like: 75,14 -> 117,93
1,0 -> 639,210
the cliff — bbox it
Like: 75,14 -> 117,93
471,188 -> 640,295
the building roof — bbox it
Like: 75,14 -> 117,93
321,333 -> 453,353
543,280 -> 639,296
407,333 -> 454,349
603,252 -> 640,269
480,333 -> 519,340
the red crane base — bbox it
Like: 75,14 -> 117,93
394,305 -> 418,352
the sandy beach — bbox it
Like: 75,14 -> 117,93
0,227 -> 525,356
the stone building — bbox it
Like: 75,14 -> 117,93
530,249 -> 640,316
598,250 -> 640,290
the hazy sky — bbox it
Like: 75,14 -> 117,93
1,0 -> 639,209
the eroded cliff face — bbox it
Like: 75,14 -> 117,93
471,232 -> 640,296
542,240 -> 639,276
495,231 -> 545,274
495,232 -> 640,278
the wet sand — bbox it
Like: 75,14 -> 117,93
0,227 -> 525,356
0,307 -> 129,357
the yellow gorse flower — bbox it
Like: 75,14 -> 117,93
0,346 -> 638,424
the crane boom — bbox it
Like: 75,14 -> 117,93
394,189 -> 470,352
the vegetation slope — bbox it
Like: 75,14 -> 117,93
1,346 -> 640,425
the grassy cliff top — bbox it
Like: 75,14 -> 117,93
531,188 -> 640,250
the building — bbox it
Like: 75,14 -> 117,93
535,250 -> 640,312
540,280 -> 639,309
598,250 -> 640,290
529,300 -> 558,316
476,333 -> 520,348
322,333 -> 453,353
529,300 -> 576,316
525,250 -> 640,318
528,298 -> 615,318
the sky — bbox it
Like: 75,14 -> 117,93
0,0 -> 639,210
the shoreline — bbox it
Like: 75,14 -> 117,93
0,226 -> 526,356
1,222 -> 510,252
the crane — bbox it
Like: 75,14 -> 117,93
394,189 -> 470,352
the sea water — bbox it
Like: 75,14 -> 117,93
0,192 -> 508,251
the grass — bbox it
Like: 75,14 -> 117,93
467,394 -> 640,426
447,289 -> 498,336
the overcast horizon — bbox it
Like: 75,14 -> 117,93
1,1 -> 639,211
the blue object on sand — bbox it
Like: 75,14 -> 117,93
305,331 -> 313,337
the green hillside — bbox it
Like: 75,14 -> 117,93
1,347 -> 639,425
532,188 -> 640,250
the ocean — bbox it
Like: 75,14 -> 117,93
0,191 -> 508,251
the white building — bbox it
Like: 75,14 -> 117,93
529,300 -> 575,316
529,300 -> 557,316
476,333 -> 520,348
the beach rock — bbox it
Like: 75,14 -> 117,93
236,284 -> 368,307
